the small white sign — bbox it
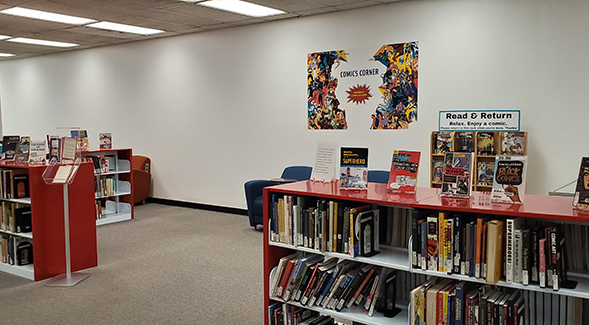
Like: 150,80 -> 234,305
311,142 -> 338,182
439,110 -> 520,131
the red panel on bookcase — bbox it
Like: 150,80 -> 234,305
26,163 -> 97,281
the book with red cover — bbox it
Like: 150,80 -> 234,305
387,150 -> 421,193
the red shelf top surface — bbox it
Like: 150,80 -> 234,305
265,181 -> 585,222
265,180 -> 438,207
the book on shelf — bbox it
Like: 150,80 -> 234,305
491,155 -> 528,204
14,136 -> 30,162
339,147 -> 368,190
2,135 -> 20,160
476,132 -> 495,155
476,161 -> 495,187
387,150 -> 420,193
28,140 -> 46,163
573,157 -> 589,210
500,132 -> 525,155
455,132 -> 475,152
99,133 -> 112,149
441,152 -> 473,197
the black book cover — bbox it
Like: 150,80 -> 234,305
15,206 -> 32,233
16,239 -> 33,265
2,135 -> 20,160
531,225 -> 542,284
455,132 -> 474,152
522,227 -> 531,285
355,272 -> 376,306
411,209 -> 420,268
12,173 -> 29,199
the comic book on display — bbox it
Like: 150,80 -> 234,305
28,141 -> 46,163
99,133 -> 112,149
14,136 -> 31,162
432,160 -> 443,184
455,132 -> 474,152
441,152 -> 473,197
500,132 -> 525,155
477,161 -> 495,186
477,132 -> 495,155
573,157 -> 589,209
339,147 -> 368,190
387,150 -> 420,193
491,155 -> 528,204
433,131 -> 453,154
1,135 -> 20,160
71,129 -> 90,150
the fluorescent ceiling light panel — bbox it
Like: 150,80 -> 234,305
0,7 -> 95,25
0,35 -> 11,40
86,22 -> 165,35
8,37 -> 79,48
0,53 -> 15,57
197,0 -> 285,17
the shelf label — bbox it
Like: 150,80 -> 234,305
439,110 -> 520,131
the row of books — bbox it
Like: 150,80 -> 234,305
268,305 -> 368,325
0,202 -> 31,233
95,201 -> 103,220
410,278 -> 586,325
270,253 -> 401,318
95,175 -> 116,197
411,212 -> 573,290
270,195 -> 382,257
0,234 -> 33,266
84,155 -> 115,174
0,168 -> 29,200
432,131 -> 526,156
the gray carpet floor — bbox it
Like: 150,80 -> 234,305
0,203 -> 264,325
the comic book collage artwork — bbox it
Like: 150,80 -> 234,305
307,42 -> 418,130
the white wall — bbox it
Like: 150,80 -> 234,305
0,0 -> 588,209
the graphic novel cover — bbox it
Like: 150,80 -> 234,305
573,157 -> 589,209
434,132 -> 453,154
477,161 -> 495,186
477,132 -> 494,155
339,147 -> 368,189
491,155 -> 528,204
99,133 -> 112,149
432,160 -> 444,184
500,132 -> 525,155
441,152 -> 473,197
387,150 -> 420,193
455,132 -> 475,152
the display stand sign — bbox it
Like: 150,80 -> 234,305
42,137 -> 90,287
439,110 -> 520,131
311,142 -> 337,182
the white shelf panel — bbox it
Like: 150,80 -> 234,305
270,297 -> 408,325
95,159 -> 131,176
96,212 -> 132,226
269,241 -> 409,271
0,262 -> 34,280
0,229 -> 32,239
411,268 -> 589,300
0,197 -> 31,204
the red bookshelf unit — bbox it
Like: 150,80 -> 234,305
263,180 -> 586,325
0,161 -> 98,281
81,148 -> 134,226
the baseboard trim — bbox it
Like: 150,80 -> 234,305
145,197 -> 248,216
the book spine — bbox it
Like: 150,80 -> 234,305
522,227 -> 530,285
531,226 -> 540,284
514,229 -> 522,283
550,229 -> 559,290
469,222 -> 475,277
438,212 -> 446,272
421,218 -> 427,270
475,217 -> 483,278
412,210 -> 419,268
506,218 -> 514,283
539,238 -> 546,288
455,282 -> 464,325
427,216 -> 438,271
454,214 -> 462,274
445,218 -> 454,274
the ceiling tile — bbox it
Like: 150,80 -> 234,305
163,3 -> 251,23
248,0 -> 325,13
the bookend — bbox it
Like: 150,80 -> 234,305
380,270 -> 401,318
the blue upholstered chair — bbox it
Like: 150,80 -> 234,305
367,170 -> 390,184
244,166 -> 313,228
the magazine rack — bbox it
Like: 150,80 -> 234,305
42,146 -> 90,286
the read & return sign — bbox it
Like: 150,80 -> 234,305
439,110 -> 520,131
